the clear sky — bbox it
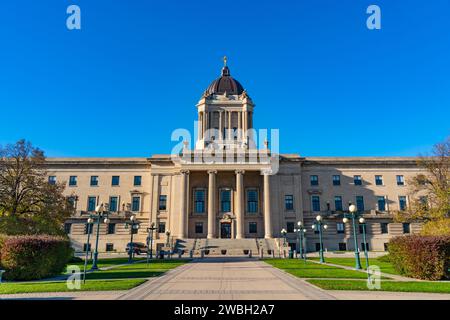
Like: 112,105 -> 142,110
1,0 -> 449,157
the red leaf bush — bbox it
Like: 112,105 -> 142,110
388,235 -> 450,280
0,235 -> 73,280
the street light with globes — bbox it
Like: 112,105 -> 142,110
342,204 -> 362,269
312,215 -> 327,263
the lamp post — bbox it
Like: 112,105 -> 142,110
359,217 -> 370,270
83,217 -> 93,283
343,204 -> 362,270
91,203 -> 109,271
281,228 -> 287,246
312,215 -> 327,263
125,215 -> 140,263
295,221 -> 306,259
146,222 -> 157,263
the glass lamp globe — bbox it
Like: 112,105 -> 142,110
312,225 -> 316,229
316,215 -> 322,221
297,221 -> 302,226
323,224 -> 328,230
130,215 -> 136,221
343,217 -> 349,224
87,218 -> 93,224
103,218 -> 110,224
359,217 -> 365,224
349,204 -> 357,213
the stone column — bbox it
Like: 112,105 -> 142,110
237,111 -> 242,141
235,170 -> 245,239
219,111 -> 223,141
207,170 -> 217,239
228,111 -> 232,140
179,170 -> 189,238
263,170 -> 273,238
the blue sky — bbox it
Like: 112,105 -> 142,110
1,0 -> 449,157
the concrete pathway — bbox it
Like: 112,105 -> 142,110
117,257 -> 336,300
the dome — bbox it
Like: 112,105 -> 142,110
205,65 -> 245,96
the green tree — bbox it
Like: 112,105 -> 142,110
0,140 -> 73,235
395,137 -> 450,235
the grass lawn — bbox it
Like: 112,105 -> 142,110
307,279 -> 450,294
66,257 -> 147,271
84,259 -> 189,280
308,257 -> 399,275
263,259 -> 384,279
0,279 -> 146,295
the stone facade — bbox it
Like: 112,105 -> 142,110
46,62 -> 424,254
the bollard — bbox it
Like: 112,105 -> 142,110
249,250 -> 252,258
178,250 -> 182,258
260,248 -> 264,259
189,250 -> 193,258
201,250 -> 205,258
0,270 -> 5,284
272,250 -> 275,258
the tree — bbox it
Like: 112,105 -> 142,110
0,140 -> 73,235
395,137 -> 450,235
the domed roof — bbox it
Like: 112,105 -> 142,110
205,63 -> 245,96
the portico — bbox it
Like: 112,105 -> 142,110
177,169 -> 273,239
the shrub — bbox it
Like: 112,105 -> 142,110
0,235 -> 73,280
388,235 -> 450,280
378,253 -> 391,263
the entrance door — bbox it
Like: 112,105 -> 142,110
221,223 -> 231,238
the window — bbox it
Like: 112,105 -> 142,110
419,196 -> 428,208
134,176 -> 142,186
69,176 -> 77,186
354,175 -> 362,185
377,196 -> 386,211
64,223 -> 72,234
194,190 -> 205,213
106,243 -> 114,252
109,196 -> 118,212
111,176 -> 120,186
90,176 -> 99,186
315,243 -> 321,251
361,242 -> 370,251
220,189 -> 231,212
48,176 -> 56,185
402,223 -> 410,234
312,196 -> 320,212
87,196 -> 97,212
337,223 -> 345,234
332,175 -> 341,186
358,224 -> 364,234
334,196 -> 343,211
131,196 -> 140,212
399,196 -> 407,211
249,222 -> 257,234
375,175 -> 383,186
247,189 -> 258,213
158,222 -> 166,234
286,222 -> 295,233
107,223 -> 116,234
338,243 -> 347,251
83,243 -> 92,252
310,175 -> 319,186
380,223 -> 389,234
195,222 -> 203,234
356,196 -> 365,212
67,196 -> 77,209
85,223 -> 93,234
285,195 -> 294,211
159,195 -> 167,211
396,175 -> 405,186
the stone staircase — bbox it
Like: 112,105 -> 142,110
174,238 -> 279,256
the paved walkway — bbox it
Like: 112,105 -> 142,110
117,257 -> 336,300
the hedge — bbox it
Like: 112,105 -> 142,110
388,235 -> 450,280
0,235 -> 73,280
